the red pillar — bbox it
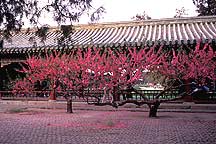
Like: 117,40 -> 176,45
49,89 -> 56,101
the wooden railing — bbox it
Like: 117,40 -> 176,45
0,90 -> 215,103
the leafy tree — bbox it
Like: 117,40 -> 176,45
193,0 -> 216,16
0,0 -> 105,38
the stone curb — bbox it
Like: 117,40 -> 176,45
1,100 -> 216,113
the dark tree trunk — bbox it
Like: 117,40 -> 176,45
66,99 -> 73,113
148,101 -> 160,117
113,86 -> 120,101
183,80 -> 193,102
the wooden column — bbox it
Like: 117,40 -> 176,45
49,89 -> 56,101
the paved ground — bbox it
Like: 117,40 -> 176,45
0,104 -> 216,144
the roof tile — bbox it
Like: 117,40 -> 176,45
1,16 -> 216,52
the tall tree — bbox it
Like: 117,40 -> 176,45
193,0 -> 216,16
0,0 -> 105,38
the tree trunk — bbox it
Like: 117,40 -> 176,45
148,101 -> 160,117
183,80 -> 193,102
113,86 -> 120,102
66,99 -> 73,113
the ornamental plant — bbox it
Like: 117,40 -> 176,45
143,43 -> 216,116
159,43 -> 216,83
13,46 -> 163,113
88,43 -> 215,117
13,43 -> 216,117
13,50 -> 78,112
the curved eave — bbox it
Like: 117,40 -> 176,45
1,16 -> 216,54
1,39 -> 215,54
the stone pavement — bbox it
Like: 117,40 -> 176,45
0,102 -> 216,144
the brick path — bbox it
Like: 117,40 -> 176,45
0,107 -> 216,144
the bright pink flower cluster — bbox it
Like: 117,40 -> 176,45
13,43 -> 215,99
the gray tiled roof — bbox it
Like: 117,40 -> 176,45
1,16 -> 216,53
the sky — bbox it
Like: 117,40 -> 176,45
86,0 -> 198,23
30,0 -> 198,27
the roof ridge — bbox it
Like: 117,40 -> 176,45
2,15 -> 216,51
76,15 -> 216,27
19,15 -> 216,33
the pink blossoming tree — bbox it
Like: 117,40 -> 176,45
13,43 -> 215,117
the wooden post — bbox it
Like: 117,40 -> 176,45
49,89 -> 56,101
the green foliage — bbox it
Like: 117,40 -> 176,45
61,25 -> 74,38
0,0 -> 105,38
0,62 -> 25,91
0,0 -> 26,38
144,71 -> 169,87
36,26 -> 49,41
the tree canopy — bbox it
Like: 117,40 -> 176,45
0,0 -> 105,38
13,43 -> 216,116
193,0 -> 216,16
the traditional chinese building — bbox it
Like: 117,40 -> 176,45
0,15 -> 216,91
